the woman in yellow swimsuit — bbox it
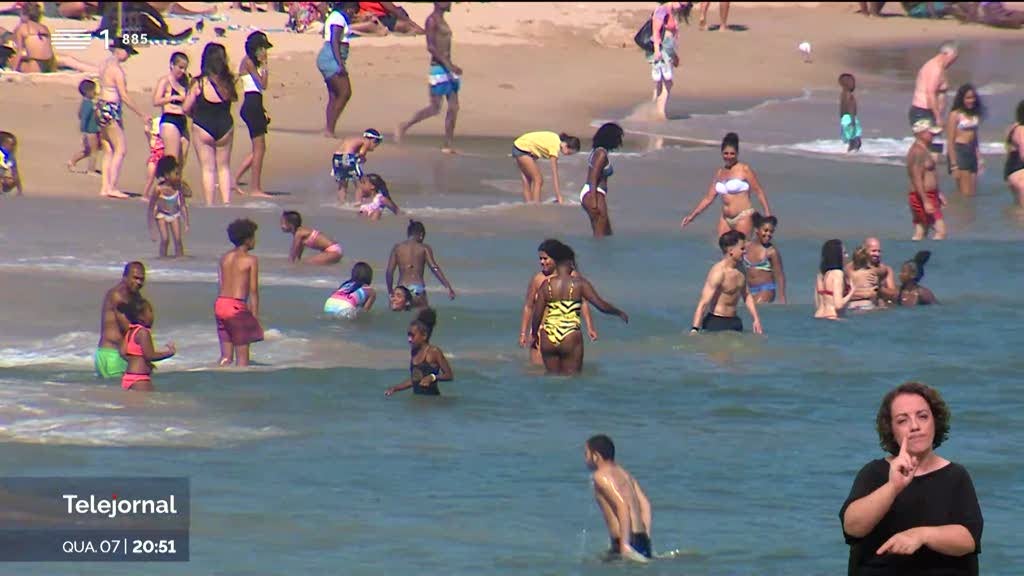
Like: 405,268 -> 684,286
530,242 -> 628,375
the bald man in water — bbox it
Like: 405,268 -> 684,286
845,237 -> 897,307
909,42 -> 958,131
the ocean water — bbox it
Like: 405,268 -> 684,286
2,43 -> 1024,574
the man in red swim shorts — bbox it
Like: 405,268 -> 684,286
216,218 -> 263,367
906,118 -> 947,240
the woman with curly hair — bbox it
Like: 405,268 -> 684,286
840,381 -> 983,576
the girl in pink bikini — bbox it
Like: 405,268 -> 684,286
117,296 -> 175,391
280,210 -> 343,265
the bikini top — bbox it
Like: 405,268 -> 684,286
957,114 -> 979,131
588,147 -> 614,179
158,189 -> 180,203
715,178 -> 750,195
743,249 -> 772,272
241,68 -> 263,94
304,229 -> 321,248
124,324 -> 147,357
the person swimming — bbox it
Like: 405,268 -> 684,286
385,307 -> 454,397
281,210 -> 343,265
898,251 -> 937,306
389,285 -> 414,311
324,262 -> 376,319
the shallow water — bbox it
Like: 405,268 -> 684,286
2,42 -> 1024,574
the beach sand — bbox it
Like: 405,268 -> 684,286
3,2 -> 1024,199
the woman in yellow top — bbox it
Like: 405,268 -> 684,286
530,241 -> 628,375
513,131 -> 580,204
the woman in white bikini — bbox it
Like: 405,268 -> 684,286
680,132 -> 772,240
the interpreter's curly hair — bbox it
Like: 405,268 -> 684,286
875,381 -> 951,455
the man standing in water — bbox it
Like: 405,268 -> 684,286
691,231 -> 764,334
95,262 -> 146,379
385,220 -> 456,308
585,435 -> 652,563
845,237 -> 898,307
906,119 -> 947,240
215,218 -> 263,367
395,2 -> 460,153
909,42 -> 958,131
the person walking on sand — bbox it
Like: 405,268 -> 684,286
317,2 -> 356,137
699,1 -> 730,31
511,131 -> 580,204
67,79 -> 101,174
907,119 -> 947,240
215,219 -> 263,367
647,2 -> 686,121
95,262 -> 146,380
385,219 -> 456,308
690,230 -> 763,334
395,2 -> 461,153
585,435 -> 653,563
97,38 -> 145,199
235,31 -> 274,198
909,42 -> 958,132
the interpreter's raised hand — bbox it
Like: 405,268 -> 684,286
876,527 -> 925,556
888,435 -> 919,494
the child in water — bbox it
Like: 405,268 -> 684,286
117,296 -> 175,391
280,210 -> 344,265
333,128 -> 383,204
385,307 -> 453,397
357,173 -> 399,220
839,73 -> 862,153
324,262 -> 377,319
143,116 -> 166,199
147,156 -> 189,258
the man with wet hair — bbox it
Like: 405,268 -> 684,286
585,435 -> 653,563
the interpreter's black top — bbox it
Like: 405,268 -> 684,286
840,459 -> 983,576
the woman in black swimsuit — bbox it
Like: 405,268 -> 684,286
385,308 -> 453,397
1005,99 -> 1024,207
183,42 -> 236,206
153,51 -> 190,168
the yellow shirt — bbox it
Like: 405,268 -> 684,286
513,131 -> 562,159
